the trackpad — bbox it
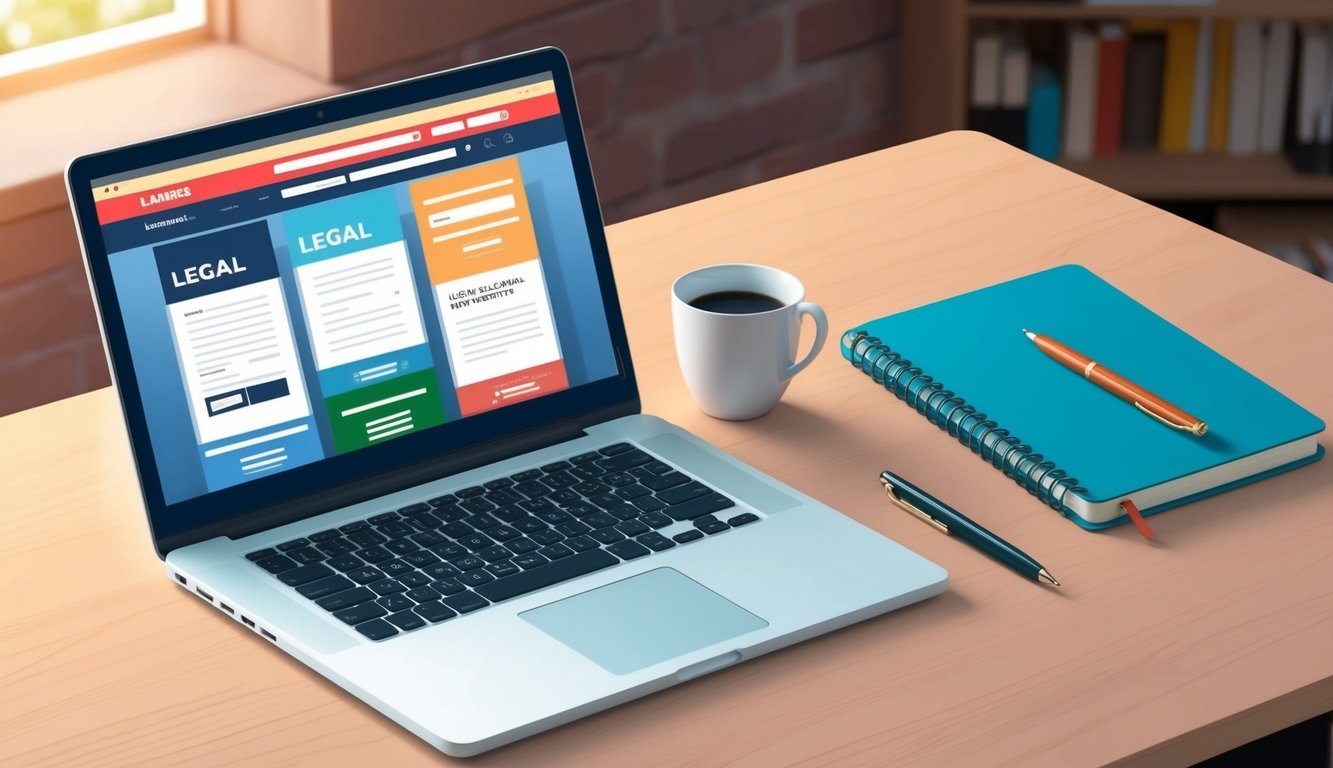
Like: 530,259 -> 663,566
520,568 -> 768,675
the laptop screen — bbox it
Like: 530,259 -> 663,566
87,73 -> 619,510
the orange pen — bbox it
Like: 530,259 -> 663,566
1024,329 -> 1207,437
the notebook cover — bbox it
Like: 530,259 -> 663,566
842,265 -> 1325,509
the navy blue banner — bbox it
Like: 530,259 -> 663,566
154,221 -> 280,304
105,116 -> 566,254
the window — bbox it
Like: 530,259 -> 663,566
0,0 -> 205,78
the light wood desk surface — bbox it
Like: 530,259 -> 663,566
4,131 -> 1331,767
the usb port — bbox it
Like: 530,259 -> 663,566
175,573 -> 188,585
260,629 -> 277,642
219,603 -> 234,615
242,616 -> 256,628
195,586 -> 213,601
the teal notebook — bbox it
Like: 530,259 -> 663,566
841,265 -> 1325,530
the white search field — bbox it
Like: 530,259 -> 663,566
273,132 -> 419,174
465,110 -> 507,129
430,120 -> 465,137
428,194 -> 516,229
347,147 -> 458,182
280,175 -> 346,199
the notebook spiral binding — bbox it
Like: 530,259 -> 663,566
844,330 -> 1086,515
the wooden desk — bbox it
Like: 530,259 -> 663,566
4,132 -> 1331,766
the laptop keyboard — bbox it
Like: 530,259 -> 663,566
243,443 -> 760,641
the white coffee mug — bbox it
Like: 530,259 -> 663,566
671,263 -> 828,420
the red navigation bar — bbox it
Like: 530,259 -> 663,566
95,93 -> 561,225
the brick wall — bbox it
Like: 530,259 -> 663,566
0,0 -> 899,416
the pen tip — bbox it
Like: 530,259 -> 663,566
1038,569 -> 1060,587
1022,328 -> 1036,341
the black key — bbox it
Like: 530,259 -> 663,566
477,545 -> 512,563
466,513 -> 501,531
565,501 -> 600,518
607,504 -> 641,522
436,505 -> 466,522
505,537 -> 539,555
334,601 -> 387,625
603,471 -> 636,487
607,539 -> 652,560
405,512 -> 442,531
641,460 -> 674,475
354,618 -> 397,640
485,488 -> 523,506
456,485 -> 486,498
347,566 -> 385,584
664,493 -> 735,522
377,594 -> 414,613
728,512 -> 760,527
485,560 -> 520,578
615,519 -> 650,537
513,552 -> 550,570
487,525 -> 520,542
590,528 -> 626,545
672,530 -> 704,544
639,471 -> 690,492
458,533 -> 494,551
297,574 -> 354,599
386,610 -> 426,631
315,538 -> 357,557
639,511 -> 673,529
476,549 -> 619,603
492,505 -> 527,523
442,591 -> 490,614
520,497 -> 556,513
540,460 -> 573,473
369,512 -> 399,525
564,535 -> 599,552
338,520 -> 370,533
402,551 -> 441,568
511,516 -> 546,534
515,481 -> 550,499
379,559 -> 414,578
431,543 -> 470,560
277,537 -> 311,551
658,482 -> 712,505
406,585 -> 441,603
384,538 -> 419,555
316,586 -> 375,611
538,543 -> 575,560
458,570 -> 495,587
549,489 -> 582,507
589,493 -> 622,510
541,471 -> 578,489
278,563 -> 335,586
423,562 -> 462,580
347,529 -> 387,547
355,545 -> 394,564
452,555 -> 485,571
583,511 -> 618,529
695,516 -> 730,535
483,478 -> 514,490
636,532 -> 676,552
411,530 -> 447,548
427,494 -> 457,507
556,520 -> 592,537
246,547 -> 278,561
431,578 -> 467,596
511,469 -> 543,482
530,529 -> 565,546
368,578 -> 407,596
328,554 -> 365,572
536,509 -> 573,525
571,464 -> 605,480
440,521 -> 475,539
631,495 -> 669,513
398,571 -> 432,588
398,502 -> 431,515
570,451 -> 601,464
379,521 -> 414,539
414,601 -> 458,623
597,449 -> 653,473
256,554 -> 298,574
598,442 -> 634,455
461,497 -> 496,514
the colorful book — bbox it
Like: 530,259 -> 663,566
1094,23 -> 1127,157
1208,19 -> 1233,152
1159,20 -> 1199,153
1064,25 -> 1100,159
1227,20 -> 1266,155
1122,32 -> 1166,150
840,265 -> 1324,531
1188,18 -> 1215,153
1027,63 -> 1063,161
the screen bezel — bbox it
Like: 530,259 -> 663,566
66,48 -> 640,557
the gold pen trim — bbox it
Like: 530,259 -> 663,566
880,478 -> 949,534
1083,360 -> 1098,378
1133,401 -> 1208,436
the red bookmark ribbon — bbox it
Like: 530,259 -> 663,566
1120,499 -> 1154,539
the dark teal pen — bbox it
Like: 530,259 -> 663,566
879,470 -> 1060,587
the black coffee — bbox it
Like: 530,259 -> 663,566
688,290 -> 785,314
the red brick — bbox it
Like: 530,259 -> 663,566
623,40 -> 698,116
758,121 -> 898,179
796,0 -> 897,63
701,15 -> 782,94
672,0 -> 784,34
663,76 -> 850,183
586,130 -> 655,204
0,344 -> 82,416
574,64 -> 615,134
608,163 -> 754,222
472,0 -> 661,68
0,266 -> 99,360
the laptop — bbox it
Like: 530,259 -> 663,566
65,47 -> 947,756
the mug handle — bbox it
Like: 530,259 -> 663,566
783,301 -> 828,381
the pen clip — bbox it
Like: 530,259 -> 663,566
1133,401 -> 1206,436
880,478 -> 949,534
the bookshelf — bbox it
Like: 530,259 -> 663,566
900,1 -> 1333,202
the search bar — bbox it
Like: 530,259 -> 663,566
280,175 -> 346,198
465,110 -> 508,129
273,132 -> 419,174
347,147 -> 458,182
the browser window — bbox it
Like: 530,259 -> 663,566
91,74 -> 618,504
